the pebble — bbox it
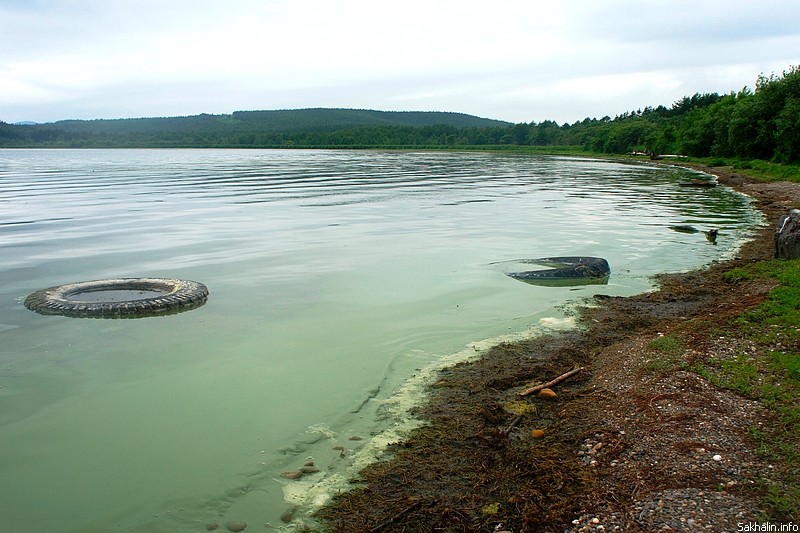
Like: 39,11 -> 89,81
538,388 -> 558,399
578,437 -> 608,465
280,507 -> 295,523
531,429 -> 545,438
281,470 -> 303,480
712,454 -> 722,462
299,465 -> 320,473
225,520 -> 247,532
206,523 -> 220,531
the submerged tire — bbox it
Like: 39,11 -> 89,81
508,256 -> 610,280
24,278 -> 209,319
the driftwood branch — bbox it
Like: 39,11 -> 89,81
499,415 -> 523,437
519,366 -> 584,397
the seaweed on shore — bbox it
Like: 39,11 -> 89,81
313,317 -> 683,532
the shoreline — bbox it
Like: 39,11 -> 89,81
313,162 -> 800,531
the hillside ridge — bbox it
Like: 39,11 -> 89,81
26,108 -> 511,133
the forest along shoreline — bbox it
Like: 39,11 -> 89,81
313,162 -> 800,532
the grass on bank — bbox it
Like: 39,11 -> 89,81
706,157 -> 800,183
566,152 -> 800,519
701,260 -> 800,520
641,263 -> 798,519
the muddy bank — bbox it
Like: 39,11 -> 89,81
314,163 -> 800,532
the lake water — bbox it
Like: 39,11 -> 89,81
0,149 -> 762,531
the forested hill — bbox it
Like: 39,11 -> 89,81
1,65 -> 798,164
0,108 -> 512,149
13,108 -> 510,135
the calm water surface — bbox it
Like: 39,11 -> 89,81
0,149 -> 762,531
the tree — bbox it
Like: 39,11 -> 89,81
775,97 -> 800,162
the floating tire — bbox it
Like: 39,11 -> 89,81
24,278 -> 209,319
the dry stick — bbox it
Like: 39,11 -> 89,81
519,366 -> 584,397
500,415 -> 523,436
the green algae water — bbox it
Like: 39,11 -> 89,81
0,149 -> 762,531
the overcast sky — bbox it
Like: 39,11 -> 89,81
2,0 -> 799,125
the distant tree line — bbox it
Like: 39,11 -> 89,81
1,66 -> 798,162
501,66 -> 799,162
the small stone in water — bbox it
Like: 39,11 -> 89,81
299,465 -> 320,473
280,508 -> 295,523
349,435 -> 364,441
281,470 -> 303,479
225,520 -> 248,532
206,522 -> 220,531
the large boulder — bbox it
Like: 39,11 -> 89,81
775,209 -> 800,259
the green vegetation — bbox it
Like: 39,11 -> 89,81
642,335 -> 688,374
710,260 -> 800,520
2,65 -> 798,168
648,334 -> 683,354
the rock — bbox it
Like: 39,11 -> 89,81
225,520 -> 248,532
538,388 -> 557,399
299,465 -> 320,473
303,460 -> 315,467
531,429 -> 545,438
280,507 -> 295,523
281,470 -> 303,479
712,454 -> 722,462
775,209 -> 800,259
348,435 -> 364,441
206,523 -> 220,531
